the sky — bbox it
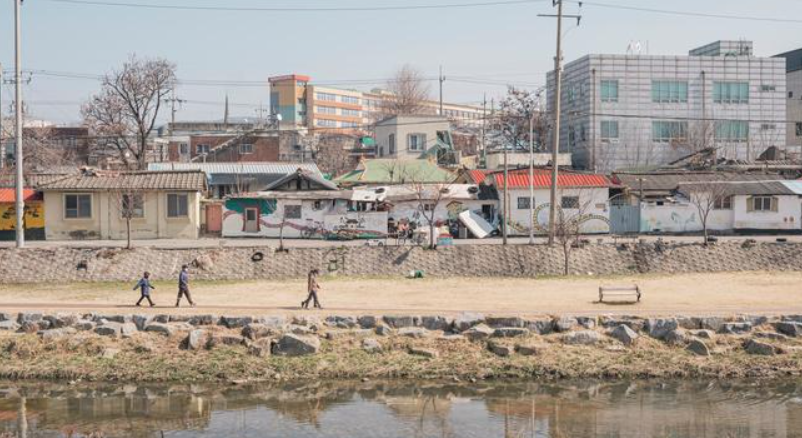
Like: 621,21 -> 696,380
0,0 -> 800,125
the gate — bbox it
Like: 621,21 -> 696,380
609,204 -> 640,235
205,203 -> 223,235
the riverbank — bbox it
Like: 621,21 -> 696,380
1,312 -> 802,383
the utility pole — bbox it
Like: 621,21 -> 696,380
528,110 -> 536,245
439,66 -> 445,116
14,0 -> 24,249
165,88 -> 185,136
0,62 -> 4,169
539,0 -> 581,246
481,93 -> 487,168
502,114 -> 509,246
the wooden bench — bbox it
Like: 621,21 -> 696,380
599,285 -> 641,303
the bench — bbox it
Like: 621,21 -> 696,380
599,285 -> 641,303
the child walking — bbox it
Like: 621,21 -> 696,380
301,269 -> 322,309
133,272 -> 156,307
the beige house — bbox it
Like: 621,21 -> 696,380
374,115 -> 455,161
38,170 -> 207,241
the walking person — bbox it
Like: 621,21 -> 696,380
133,271 -> 156,307
176,265 -> 196,307
301,269 -> 322,309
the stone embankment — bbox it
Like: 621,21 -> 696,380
2,310 -> 802,383
2,240 -> 802,283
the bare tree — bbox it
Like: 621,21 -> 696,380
0,123 -> 77,172
110,186 -> 145,249
682,182 -> 730,245
408,182 -> 454,249
83,55 -> 177,170
381,65 -> 431,116
495,87 -> 549,153
314,134 -> 358,177
553,190 -> 593,275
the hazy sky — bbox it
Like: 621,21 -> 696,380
0,0 -> 800,125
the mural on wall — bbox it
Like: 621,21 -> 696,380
0,202 -> 45,240
223,198 -> 387,239
640,205 -> 699,233
511,202 -> 610,235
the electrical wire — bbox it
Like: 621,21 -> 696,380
572,0 -> 802,23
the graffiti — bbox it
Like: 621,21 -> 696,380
446,201 -> 466,220
300,220 -> 327,239
0,202 -> 44,231
324,246 -> 348,272
525,203 -> 611,234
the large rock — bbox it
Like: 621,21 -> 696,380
420,316 -> 451,331
515,344 -> 543,356
144,322 -> 174,337
486,316 -> 524,328
745,339 -> 777,356
38,327 -> 77,340
454,313 -> 484,332
676,316 -> 699,330
74,320 -> 95,331
17,312 -> 43,325
487,341 -> 514,357
362,338 -> 382,354
383,315 -> 417,329
719,322 -> 752,335
120,323 -> 138,338
694,316 -> 725,332
132,315 -> 153,331
188,314 -> 217,326
0,312 -> 11,322
645,318 -> 679,340
563,330 -> 601,345
775,321 -> 802,337
492,327 -> 530,338
242,323 -> 276,341
326,316 -> 357,329
398,327 -> 429,339
464,324 -> 494,341
95,322 -> 123,337
248,338 -> 272,357
375,325 -> 393,336
0,320 -> 20,331
44,313 -> 79,329
185,329 -> 207,350
220,316 -> 254,329
663,329 -> 688,346
576,316 -> 597,330
553,316 -> 578,332
608,324 -> 639,345
690,329 -> 716,340
273,334 -> 320,356
207,334 -> 246,348
525,318 -> 555,335
687,339 -> 711,356
600,316 -> 645,332
357,315 -> 378,329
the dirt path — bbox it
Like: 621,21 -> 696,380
1,271 -> 800,317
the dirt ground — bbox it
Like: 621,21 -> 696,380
1,271 -> 801,317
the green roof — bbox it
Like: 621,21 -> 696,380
335,159 -> 454,184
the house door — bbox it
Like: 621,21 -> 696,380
610,204 -> 640,235
205,203 -> 223,235
244,208 -> 259,233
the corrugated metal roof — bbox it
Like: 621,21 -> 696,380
782,180 -> 802,195
38,170 -> 207,191
614,172 -> 779,192
677,181 -> 796,196
494,173 -> 612,189
148,162 -> 322,175
0,188 -> 37,203
233,190 -> 352,200
263,169 -> 338,191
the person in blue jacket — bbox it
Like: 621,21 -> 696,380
176,265 -> 196,307
134,272 -> 156,307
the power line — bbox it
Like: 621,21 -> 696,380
573,0 -> 802,23
45,0 -> 547,12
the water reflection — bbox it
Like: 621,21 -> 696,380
0,380 -> 801,437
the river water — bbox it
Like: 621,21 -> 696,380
0,379 -> 801,437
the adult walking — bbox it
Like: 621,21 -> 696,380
176,265 -> 196,307
301,269 -> 322,309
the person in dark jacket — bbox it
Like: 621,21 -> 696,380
176,265 -> 196,307
301,269 -> 322,309
134,271 -> 156,307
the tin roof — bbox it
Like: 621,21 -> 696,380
614,172 -> 779,192
494,173 -> 612,189
0,188 -> 38,203
262,169 -> 338,191
148,162 -> 322,175
38,170 -> 207,191
677,180 -> 796,197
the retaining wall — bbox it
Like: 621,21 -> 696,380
2,241 -> 802,284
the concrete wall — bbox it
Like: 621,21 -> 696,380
733,195 -> 801,231
504,187 -> 610,235
374,116 -> 450,159
44,191 -> 201,241
4,241 -> 802,283
223,197 -> 387,239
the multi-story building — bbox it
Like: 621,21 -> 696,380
548,40 -> 787,172
268,74 -> 484,132
774,48 -> 802,151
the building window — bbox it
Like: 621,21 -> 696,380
713,82 -> 749,104
651,81 -> 688,103
240,143 -> 254,154
342,108 -> 360,117
179,143 -> 189,154
652,121 -> 688,142
600,120 -> 618,141
749,196 -> 777,212
517,197 -> 531,210
316,92 -> 336,102
316,119 -> 337,127
389,134 -> 396,155
341,121 -> 358,128
561,196 -> 580,209
315,105 -> 337,115
196,144 -> 210,155
121,194 -> 145,218
341,95 -> 360,104
713,196 -> 732,210
715,121 -> 749,142
64,194 -> 92,219
795,122 -> 802,137
600,80 -> 619,102
408,133 -> 426,151
167,193 -> 189,218
761,84 -> 776,92
284,205 -> 302,219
